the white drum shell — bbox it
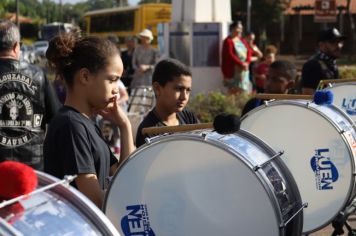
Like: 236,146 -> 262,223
241,100 -> 356,234
0,171 -> 120,236
104,131 -> 303,236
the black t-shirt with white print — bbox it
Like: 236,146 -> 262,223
44,106 -> 117,189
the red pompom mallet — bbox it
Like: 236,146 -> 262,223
0,161 -> 38,200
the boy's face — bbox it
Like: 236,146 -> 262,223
264,68 -> 293,94
154,75 -> 192,114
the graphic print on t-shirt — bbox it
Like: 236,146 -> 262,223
0,72 -> 42,147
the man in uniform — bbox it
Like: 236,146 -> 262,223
301,27 -> 346,95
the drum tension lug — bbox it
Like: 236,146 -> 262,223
144,137 -> 151,144
253,151 -> 284,171
263,100 -> 273,106
280,202 -> 308,228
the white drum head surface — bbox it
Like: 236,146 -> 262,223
105,139 -> 281,236
325,82 -> 356,123
242,101 -> 355,234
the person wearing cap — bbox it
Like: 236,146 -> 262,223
301,27 -> 346,95
131,29 -> 159,89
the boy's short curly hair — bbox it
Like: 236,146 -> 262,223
152,58 -> 192,86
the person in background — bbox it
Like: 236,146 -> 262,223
221,21 -> 252,94
253,45 -> 277,93
121,36 -> 136,94
245,31 -> 263,91
44,32 -> 135,208
131,29 -> 159,89
107,35 -> 120,51
301,27 -> 346,95
241,60 -> 297,116
0,20 -> 60,170
136,58 -> 198,147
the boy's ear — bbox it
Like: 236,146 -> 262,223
152,81 -> 161,96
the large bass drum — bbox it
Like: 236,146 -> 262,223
104,130 -> 304,236
241,99 -> 356,234
323,82 -> 356,123
0,171 -> 120,236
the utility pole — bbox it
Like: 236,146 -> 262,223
16,0 -> 20,29
247,0 -> 251,32
60,0 -> 63,22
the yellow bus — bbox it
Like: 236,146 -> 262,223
84,3 -> 171,47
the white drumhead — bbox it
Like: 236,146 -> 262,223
105,137 -> 282,236
324,82 -> 356,123
241,101 -> 355,234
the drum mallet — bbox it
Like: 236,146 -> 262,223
317,78 -> 356,89
255,90 -> 334,105
142,114 -> 241,136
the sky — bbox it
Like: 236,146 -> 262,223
59,0 -> 140,5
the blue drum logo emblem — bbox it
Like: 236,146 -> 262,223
342,98 -> 356,115
310,148 -> 339,190
121,204 -> 155,236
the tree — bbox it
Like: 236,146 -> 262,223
138,0 -> 172,4
231,0 -> 289,24
231,0 -> 290,50
346,0 -> 356,59
116,0 -> 129,6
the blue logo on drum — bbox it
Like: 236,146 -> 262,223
342,98 -> 356,115
121,204 -> 155,236
310,149 -> 339,190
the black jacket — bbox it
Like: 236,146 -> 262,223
0,59 -> 60,170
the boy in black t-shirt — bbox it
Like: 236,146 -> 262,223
136,58 -> 198,147
241,60 -> 297,116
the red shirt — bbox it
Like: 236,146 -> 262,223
254,62 -> 269,88
221,36 -> 251,78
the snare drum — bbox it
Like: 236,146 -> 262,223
104,130 -> 304,236
0,171 -> 120,236
323,82 -> 356,123
241,99 -> 356,234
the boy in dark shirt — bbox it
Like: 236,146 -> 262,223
136,58 -> 198,147
241,60 -> 297,116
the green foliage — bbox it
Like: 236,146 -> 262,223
0,0 -> 120,30
139,0 -> 172,4
339,66 -> 356,79
231,0 -> 289,24
187,91 -> 251,123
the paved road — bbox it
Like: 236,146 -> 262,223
307,216 -> 356,236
